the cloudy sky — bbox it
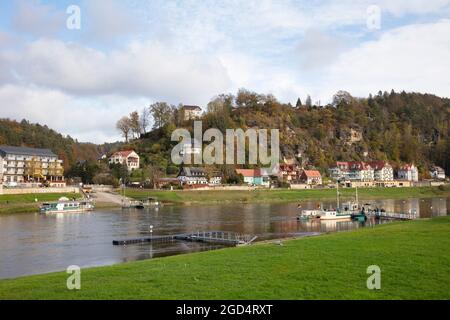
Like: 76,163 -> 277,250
0,0 -> 449,143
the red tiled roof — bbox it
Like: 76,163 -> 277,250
236,169 -> 261,177
400,164 -> 415,170
303,170 -> 321,178
367,161 -> 391,170
112,150 -> 135,157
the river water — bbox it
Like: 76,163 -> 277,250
0,197 -> 448,279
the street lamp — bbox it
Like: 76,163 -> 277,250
149,225 -> 154,241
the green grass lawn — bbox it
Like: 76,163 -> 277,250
0,193 -> 81,214
124,186 -> 450,205
0,216 -> 449,300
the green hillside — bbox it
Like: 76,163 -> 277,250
118,90 -> 450,178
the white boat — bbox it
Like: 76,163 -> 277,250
298,184 -> 356,220
319,210 -> 351,220
40,197 -> 95,214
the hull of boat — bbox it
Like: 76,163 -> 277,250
320,215 -> 351,220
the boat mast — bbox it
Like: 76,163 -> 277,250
355,186 -> 359,207
336,180 -> 340,210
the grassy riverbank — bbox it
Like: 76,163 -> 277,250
124,186 -> 450,205
0,216 -> 449,300
0,193 -> 81,214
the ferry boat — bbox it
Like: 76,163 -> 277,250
298,185 -> 358,221
40,198 -> 95,214
319,210 -> 352,220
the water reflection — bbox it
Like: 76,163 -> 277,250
0,197 -> 448,279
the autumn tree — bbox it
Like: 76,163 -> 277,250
129,111 -> 141,139
116,116 -> 132,142
149,102 -> 174,129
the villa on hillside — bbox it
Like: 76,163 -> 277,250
0,145 -> 65,187
299,170 -> 322,185
109,150 -> 140,171
236,169 -> 270,187
181,105 -> 202,121
398,164 -> 419,182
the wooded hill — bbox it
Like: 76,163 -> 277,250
1,90 -> 449,181
120,90 -> 450,179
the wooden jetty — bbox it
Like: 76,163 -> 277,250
113,231 -> 257,246
367,211 -> 418,220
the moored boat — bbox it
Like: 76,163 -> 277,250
319,210 -> 352,220
40,198 -> 95,214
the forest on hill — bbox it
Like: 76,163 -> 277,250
115,90 -> 450,180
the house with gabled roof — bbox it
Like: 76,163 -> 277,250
109,150 -> 140,171
181,105 -> 202,121
398,164 -> 419,182
236,168 -> 270,187
300,170 -> 322,185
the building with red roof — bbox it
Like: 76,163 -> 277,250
236,168 -> 270,187
300,170 -> 322,185
109,150 -> 140,171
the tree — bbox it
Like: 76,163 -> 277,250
305,95 -> 312,107
295,98 -> 302,108
110,163 -> 130,185
140,107 -> 151,135
332,91 -> 354,107
129,111 -> 141,139
116,117 -> 132,142
149,102 -> 174,129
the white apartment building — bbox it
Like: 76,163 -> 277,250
330,161 -> 393,182
398,164 -> 419,182
368,161 -> 394,181
0,145 -> 65,186
109,150 -> 140,171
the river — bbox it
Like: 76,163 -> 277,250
0,197 -> 448,279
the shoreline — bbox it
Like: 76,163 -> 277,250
0,216 -> 448,299
0,186 -> 449,214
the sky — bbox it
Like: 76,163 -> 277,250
0,0 -> 449,143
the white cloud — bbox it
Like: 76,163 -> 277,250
0,84 -> 146,143
322,19 -> 450,100
12,0 -> 65,36
11,39 -> 231,104
81,0 -> 142,42
297,29 -> 345,71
